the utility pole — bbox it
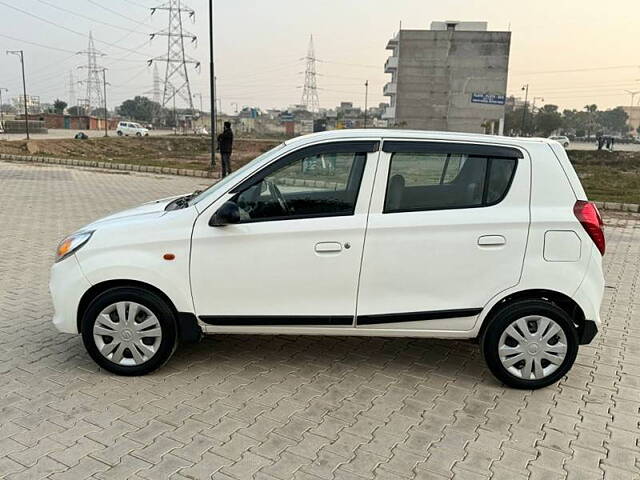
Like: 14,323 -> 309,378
363,80 -> 369,128
521,84 -> 529,135
101,68 -> 109,137
7,50 -> 29,140
0,87 -> 7,131
209,0 -> 216,167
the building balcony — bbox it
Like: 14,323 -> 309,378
383,82 -> 397,96
384,56 -> 398,73
382,106 -> 396,120
386,33 -> 399,50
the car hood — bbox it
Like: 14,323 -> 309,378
83,194 -> 183,229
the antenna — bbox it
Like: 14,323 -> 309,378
148,0 -> 199,111
301,35 -> 320,112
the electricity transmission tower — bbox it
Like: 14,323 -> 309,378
149,0 -> 199,111
68,70 -> 76,108
77,32 -> 105,113
301,35 -> 320,112
152,63 -> 161,104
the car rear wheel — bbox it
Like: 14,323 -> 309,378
81,287 -> 177,375
481,299 -> 578,389
117,131 -> 123,136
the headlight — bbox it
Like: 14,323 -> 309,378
55,231 -> 94,263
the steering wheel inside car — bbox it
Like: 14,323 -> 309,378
265,180 -> 290,215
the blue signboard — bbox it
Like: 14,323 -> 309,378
471,93 -> 506,105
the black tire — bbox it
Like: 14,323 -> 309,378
480,299 -> 579,389
117,131 -> 123,136
81,287 -> 177,376
136,132 -> 142,137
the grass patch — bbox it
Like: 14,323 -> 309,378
568,150 -> 640,204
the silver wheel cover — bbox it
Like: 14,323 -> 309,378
498,315 -> 568,380
93,301 -> 162,367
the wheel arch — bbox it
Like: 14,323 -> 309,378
77,279 -> 201,343
478,289 -> 586,341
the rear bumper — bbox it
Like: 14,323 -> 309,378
578,319 -> 598,345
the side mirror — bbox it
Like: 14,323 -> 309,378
209,201 -> 241,227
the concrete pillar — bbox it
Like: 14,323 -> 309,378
498,117 -> 505,136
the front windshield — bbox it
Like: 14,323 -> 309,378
189,142 -> 286,206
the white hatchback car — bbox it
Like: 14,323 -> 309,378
116,121 -> 149,137
549,135 -> 570,148
50,130 -> 605,389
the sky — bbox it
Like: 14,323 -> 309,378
0,0 -> 639,114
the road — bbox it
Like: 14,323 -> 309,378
0,129 -> 182,141
0,160 -> 639,479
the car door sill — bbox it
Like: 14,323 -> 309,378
356,308 -> 482,325
199,308 -> 482,328
199,315 -> 354,326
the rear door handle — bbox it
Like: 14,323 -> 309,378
478,235 -> 506,246
315,242 -> 343,253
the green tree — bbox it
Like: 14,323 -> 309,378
534,104 -> 563,136
53,99 -> 67,114
117,96 -> 163,123
597,107 -> 629,135
67,106 -> 84,116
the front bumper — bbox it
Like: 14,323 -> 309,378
50,255 -> 92,334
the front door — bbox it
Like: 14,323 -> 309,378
190,141 -> 380,326
356,141 -> 531,330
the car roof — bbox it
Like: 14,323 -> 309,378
284,129 -> 555,150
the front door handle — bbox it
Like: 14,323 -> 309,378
478,235 -> 506,246
315,242 -> 343,253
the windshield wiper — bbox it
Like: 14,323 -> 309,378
166,189 -> 203,211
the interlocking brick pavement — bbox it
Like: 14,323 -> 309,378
1,160 -> 639,479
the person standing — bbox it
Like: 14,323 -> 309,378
217,121 -> 234,177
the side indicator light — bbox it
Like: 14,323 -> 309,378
163,253 -> 176,261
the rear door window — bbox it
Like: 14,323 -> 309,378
383,142 -> 519,213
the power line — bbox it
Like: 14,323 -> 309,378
0,0 -> 154,58
86,0 -> 155,29
36,0 -> 149,36
0,33 -> 78,54
511,64 -> 640,76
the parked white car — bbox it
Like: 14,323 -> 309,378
116,121 -> 149,137
549,135 -> 570,148
50,130 -> 605,388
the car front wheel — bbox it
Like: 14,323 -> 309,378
81,287 -> 177,375
481,299 -> 579,389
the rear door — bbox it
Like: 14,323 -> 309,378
356,140 -> 531,330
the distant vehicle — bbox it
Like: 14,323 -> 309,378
50,130 -> 605,389
549,135 -> 570,148
116,122 -> 149,137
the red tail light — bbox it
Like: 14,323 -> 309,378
574,201 -> 605,255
